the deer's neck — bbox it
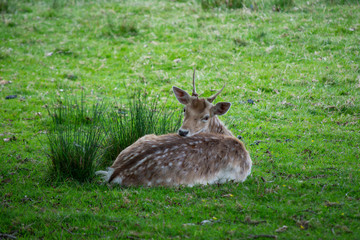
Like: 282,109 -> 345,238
207,116 -> 233,136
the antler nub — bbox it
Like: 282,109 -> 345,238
207,83 -> 226,103
192,68 -> 198,97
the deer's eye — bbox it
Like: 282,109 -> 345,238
202,115 -> 210,122
183,108 -> 186,113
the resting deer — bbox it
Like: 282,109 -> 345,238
96,70 -> 252,186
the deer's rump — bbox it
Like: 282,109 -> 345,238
96,133 -> 252,187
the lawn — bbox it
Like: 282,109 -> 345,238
0,0 -> 359,239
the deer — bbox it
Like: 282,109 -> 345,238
96,69 -> 252,187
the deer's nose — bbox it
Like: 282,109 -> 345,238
178,129 -> 189,137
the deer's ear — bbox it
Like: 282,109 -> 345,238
211,102 -> 231,116
173,86 -> 191,105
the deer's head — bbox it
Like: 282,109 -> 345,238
173,69 -> 231,137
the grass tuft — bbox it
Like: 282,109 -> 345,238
45,94 -> 107,182
233,37 -> 248,47
102,90 -> 182,166
0,0 -> 9,13
102,14 -> 138,38
273,0 -> 295,9
200,0 -> 244,10
44,90 -> 181,179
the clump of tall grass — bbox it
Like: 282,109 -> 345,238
46,95 -> 107,182
102,14 -> 138,38
233,37 -> 248,47
0,0 -> 9,13
45,90 -> 181,181
102,91 -> 182,166
273,0 -> 295,9
199,0 -> 244,10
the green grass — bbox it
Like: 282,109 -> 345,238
103,90 -> 181,166
44,90 -> 181,180
199,0 -> 244,10
45,94 -> 107,182
0,0 -> 359,239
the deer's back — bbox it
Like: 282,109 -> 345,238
109,133 -> 251,186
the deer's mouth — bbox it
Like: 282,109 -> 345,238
178,128 -> 205,137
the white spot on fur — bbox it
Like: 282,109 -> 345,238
132,156 -> 149,169
129,152 -> 138,158
112,176 -> 123,184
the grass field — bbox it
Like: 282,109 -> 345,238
1,0 -> 359,239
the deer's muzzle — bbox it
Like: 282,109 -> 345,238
178,129 -> 189,137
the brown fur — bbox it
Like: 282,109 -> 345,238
179,96 -> 233,137
108,133 -> 251,186
96,77 -> 252,186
